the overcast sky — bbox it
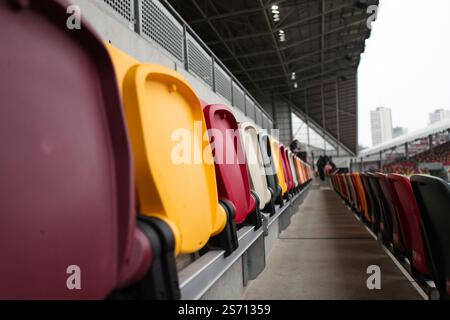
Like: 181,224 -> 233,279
358,0 -> 450,147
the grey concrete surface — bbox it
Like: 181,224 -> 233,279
243,186 -> 423,300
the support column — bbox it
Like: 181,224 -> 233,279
304,89 -> 311,147
428,134 -> 433,150
273,98 -> 293,145
335,79 -> 341,157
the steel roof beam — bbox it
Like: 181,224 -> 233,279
258,0 -> 291,88
206,2 -> 360,46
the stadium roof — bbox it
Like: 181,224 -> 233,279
359,118 -> 450,158
164,0 -> 379,155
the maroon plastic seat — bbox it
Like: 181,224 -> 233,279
388,174 -> 430,277
202,103 -> 261,229
366,173 -> 383,233
374,173 -> 395,245
280,145 -> 295,193
0,0 -> 162,299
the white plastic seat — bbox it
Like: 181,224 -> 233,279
239,122 -> 272,209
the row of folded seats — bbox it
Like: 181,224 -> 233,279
0,1 -> 313,299
331,173 -> 450,300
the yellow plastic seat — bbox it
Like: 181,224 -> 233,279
106,44 -> 227,255
270,138 -> 288,196
296,157 -> 305,185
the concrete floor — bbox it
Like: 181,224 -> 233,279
243,181 -> 423,300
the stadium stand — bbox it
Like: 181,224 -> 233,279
381,141 -> 450,175
331,171 -> 450,299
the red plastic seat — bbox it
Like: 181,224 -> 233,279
388,174 -> 430,277
0,0 -> 153,299
203,103 -> 261,228
280,145 -> 295,192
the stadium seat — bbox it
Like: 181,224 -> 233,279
288,150 -> 299,192
354,173 -> 371,223
295,157 -> 305,187
387,174 -> 430,277
280,145 -> 295,193
345,174 -> 357,209
350,174 -> 363,214
361,173 -> 377,228
348,174 -> 360,212
108,45 -> 238,256
338,174 -> 348,202
0,0 -> 154,299
374,173 -> 395,244
302,161 -> 309,183
203,103 -> 262,229
270,138 -> 289,198
258,132 -> 283,207
239,122 -> 276,215
411,175 -> 450,300
335,174 -> 343,197
368,173 -> 387,233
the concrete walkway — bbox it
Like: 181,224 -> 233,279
243,183 -> 423,300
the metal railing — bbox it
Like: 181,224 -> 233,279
100,0 -> 274,130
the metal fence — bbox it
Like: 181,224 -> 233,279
100,0 -> 274,130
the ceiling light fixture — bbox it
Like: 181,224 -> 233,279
271,4 -> 280,22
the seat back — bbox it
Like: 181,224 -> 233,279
239,122 -> 272,209
203,104 -> 257,224
340,174 -> 346,197
109,46 -> 227,254
280,145 -> 295,191
375,173 -> 400,249
289,151 -> 299,188
0,1 -> 149,298
367,173 -> 383,232
388,174 -> 430,276
345,174 -> 357,207
270,138 -> 288,196
411,175 -> 450,299
335,174 -> 343,196
258,132 -> 282,202
353,174 -> 364,213
360,173 -> 375,224
296,158 -> 305,186
354,174 -> 370,222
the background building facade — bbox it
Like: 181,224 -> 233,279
371,107 -> 393,146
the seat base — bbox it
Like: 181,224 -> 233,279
111,216 -> 180,300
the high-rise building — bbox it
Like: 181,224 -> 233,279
392,126 -> 408,138
370,107 -> 393,146
429,109 -> 450,124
